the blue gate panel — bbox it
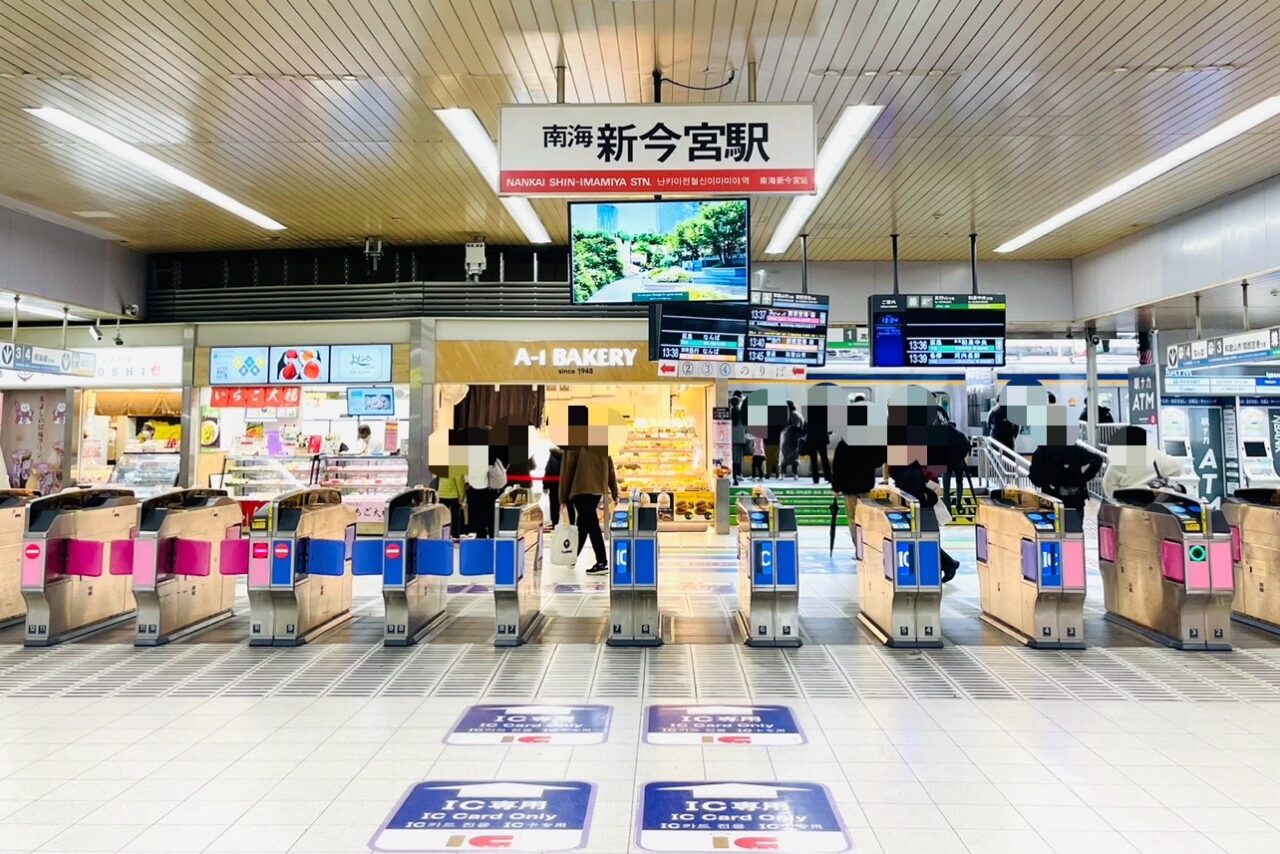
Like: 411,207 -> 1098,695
752,540 -> 775,587
634,538 -> 657,586
494,540 -> 520,586
917,540 -> 940,588
458,539 -> 495,576
351,539 -> 387,576
271,540 -> 294,586
1039,541 -> 1062,588
306,539 -> 347,576
893,540 -> 917,587
414,539 -> 454,577
613,539 -> 632,586
775,539 -> 798,587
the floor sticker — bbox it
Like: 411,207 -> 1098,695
446,704 -> 612,745
372,781 -> 595,852
637,781 -> 851,852
645,704 -> 805,745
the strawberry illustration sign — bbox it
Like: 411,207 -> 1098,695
499,104 -> 815,196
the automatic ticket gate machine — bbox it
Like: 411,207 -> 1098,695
1222,489 -> 1280,635
130,489 -> 243,645
0,490 -> 36,628
352,487 -> 453,645
975,487 -> 1087,648
20,489 -> 140,646
246,488 -> 356,646
734,488 -> 801,647
1097,488 -> 1234,650
607,490 -> 663,646
492,486 -> 544,646
854,485 -> 943,648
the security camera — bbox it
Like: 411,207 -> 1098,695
121,303 -> 140,318
364,237 -> 384,271
114,333 -> 124,346
88,320 -> 103,342
1090,335 -> 1101,346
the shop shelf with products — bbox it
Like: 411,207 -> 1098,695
219,455 -> 318,498
615,419 -> 712,529
317,454 -> 409,533
106,452 -> 181,499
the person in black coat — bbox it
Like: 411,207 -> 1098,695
890,461 -> 960,583
1029,444 -> 1104,512
831,439 -> 887,554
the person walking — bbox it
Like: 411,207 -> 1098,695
560,444 -> 619,574
436,469 -> 467,540
729,391 -> 747,485
545,446 -> 574,527
779,400 -> 805,479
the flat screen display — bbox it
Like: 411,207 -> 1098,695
1165,440 -> 1189,457
268,346 -> 330,383
869,293 -> 1006,367
569,199 -> 750,304
1244,441 -> 1267,457
747,290 -> 829,367
209,347 -> 270,385
330,344 -> 392,383
346,387 -> 395,417
650,302 -> 748,362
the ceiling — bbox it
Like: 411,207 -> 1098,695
3,0 -> 1280,261
1089,272 -> 1280,336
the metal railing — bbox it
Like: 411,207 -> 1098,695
1075,438 -> 1110,500
975,436 -> 1032,491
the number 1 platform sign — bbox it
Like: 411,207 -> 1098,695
637,782 -> 851,852
372,781 -> 595,852
445,704 -> 612,745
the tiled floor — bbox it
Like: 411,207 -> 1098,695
2,524 -> 1280,853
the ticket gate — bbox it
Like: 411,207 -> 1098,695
246,488 -> 356,646
1222,489 -> 1280,635
20,488 -> 140,646
0,490 -> 36,628
492,486 -> 544,646
607,491 -> 663,646
854,485 -> 943,648
1097,488 -> 1234,650
734,489 -> 800,647
975,487 -> 1087,648
352,487 -> 452,645
128,489 -> 243,646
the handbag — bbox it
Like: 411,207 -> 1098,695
550,522 -> 578,566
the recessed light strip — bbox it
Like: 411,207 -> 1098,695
433,108 -> 551,244
24,107 -> 286,231
995,94 -> 1280,253
765,104 -> 884,254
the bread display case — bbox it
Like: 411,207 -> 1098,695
316,455 -> 409,532
106,452 -> 181,498
615,419 -> 712,527
219,455 -> 318,498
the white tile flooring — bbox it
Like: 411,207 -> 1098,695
2,527 -> 1280,853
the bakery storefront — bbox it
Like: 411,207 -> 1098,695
433,321 -> 723,528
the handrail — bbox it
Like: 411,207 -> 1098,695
1075,438 -> 1110,500
975,436 -> 1032,491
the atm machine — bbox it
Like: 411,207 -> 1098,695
734,488 -> 800,647
246,488 -> 356,646
491,485 -> 544,647
20,488 -> 139,646
854,484 -> 943,648
975,487 -> 1087,648
1097,488 -> 1234,649
129,489 -> 243,646
1222,489 -> 1280,635
607,490 -> 663,646
352,487 -> 453,645
0,490 -> 36,628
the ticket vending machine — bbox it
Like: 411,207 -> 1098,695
975,487 -> 1087,648
352,487 -> 453,646
854,485 -> 943,648
734,489 -> 801,647
1097,488 -> 1234,650
607,491 -> 663,647
1222,489 -> 1280,635
246,488 -> 356,646
130,489 -> 243,646
491,486 -> 544,647
0,490 -> 36,628
20,488 -> 140,646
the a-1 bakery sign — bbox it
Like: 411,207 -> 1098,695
499,104 -> 816,196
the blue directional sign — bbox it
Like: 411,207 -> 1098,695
637,781 -> 850,852
446,704 -> 612,745
645,705 -> 805,745
372,781 -> 594,852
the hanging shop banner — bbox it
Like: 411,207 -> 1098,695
499,103 -> 816,196
1,346 -> 179,388
1127,365 -> 1158,426
436,340 -> 663,383
209,386 -> 301,409
637,781 -> 850,853
645,704 -> 805,745
1188,406 -> 1227,507
0,343 -> 95,378
372,781 -> 595,852
445,705 -> 612,745
1166,326 -> 1280,371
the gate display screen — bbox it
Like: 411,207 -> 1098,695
651,303 -> 748,362
747,290 -> 829,367
869,293 -> 1006,367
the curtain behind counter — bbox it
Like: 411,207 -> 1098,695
452,385 -> 544,476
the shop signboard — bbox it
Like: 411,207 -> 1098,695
637,781 -> 849,852
2,346 -> 179,388
438,340 -> 659,383
1188,405 -> 1227,507
445,704 -> 612,745
372,781 -> 595,852
498,103 -> 816,196
645,704 -> 805,745
1127,365 -> 1158,425
210,386 -> 301,409
209,347 -> 269,385
331,344 -> 392,383
1166,326 -> 1280,371
0,343 -> 95,378
268,346 -> 330,383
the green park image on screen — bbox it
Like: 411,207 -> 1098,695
570,199 -> 749,304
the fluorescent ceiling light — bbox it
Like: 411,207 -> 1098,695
995,94 -> 1280,253
434,108 -> 551,244
765,104 -> 883,254
24,107 -> 286,231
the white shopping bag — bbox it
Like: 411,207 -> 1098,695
550,523 -> 578,566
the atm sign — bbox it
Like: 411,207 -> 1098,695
251,542 -> 269,559
24,543 -> 40,560
273,543 -> 290,559
385,542 -> 402,560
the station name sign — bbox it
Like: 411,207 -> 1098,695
0,343 -> 95,378
1166,326 -> 1280,371
498,103 -> 816,196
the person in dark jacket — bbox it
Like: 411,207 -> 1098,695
891,461 -> 960,582
1029,444 -> 1103,512
940,422 -> 972,514
1077,397 -> 1115,425
560,445 -> 620,574
729,392 -> 746,485
779,401 -> 805,478
990,407 -> 1019,450
545,446 -> 574,527
806,402 -> 832,484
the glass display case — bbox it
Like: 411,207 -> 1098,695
317,455 -> 409,532
219,455 -> 318,499
107,452 -> 181,498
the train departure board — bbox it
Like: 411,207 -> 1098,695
650,303 -> 748,362
869,293 -> 1006,367
747,290 -> 829,367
